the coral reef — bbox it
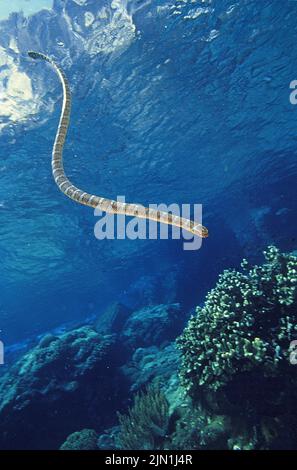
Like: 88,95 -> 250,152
97,426 -> 121,450
177,246 -> 297,393
117,384 -> 170,450
60,429 -> 98,450
177,246 -> 297,448
121,303 -> 183,349
122,343 -> 181,392
0,326 -> 128,449
94,302 -> 131,336
115,385 -> 232,450
170,404 -> 231,450
1,248 -> 297,450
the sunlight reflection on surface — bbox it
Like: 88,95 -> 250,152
0,0 -> 53,21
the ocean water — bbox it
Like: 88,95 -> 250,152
0,0 -> 297,451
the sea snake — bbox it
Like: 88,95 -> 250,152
28,51 -> 208,239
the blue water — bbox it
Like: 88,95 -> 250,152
0,0 -> 296,351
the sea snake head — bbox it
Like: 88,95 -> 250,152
191,224 -> 209,238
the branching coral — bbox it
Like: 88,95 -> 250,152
117,384 -> 170,450
177,246 -> 297,394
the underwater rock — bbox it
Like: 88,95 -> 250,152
94,302 -> 131,336
60,429 -> 98,450
121,303 -> 183,349
38,333 -> 59,348
122,343 -> 180,392
97,426 -> 121,450
0,326 -> 128,450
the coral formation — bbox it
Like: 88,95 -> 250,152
0,326 -> 128,449
122,343 -> 181,392
177,246 -> 297,449
121,303 -> 183,349
94,302 -> 131,336
1,247 -> 297,450
60,429 -> 98,450
97,426 -> 120,450
117,384 -> 170,450
170,404 -> 230,450
177,246 -> 297,394
115,385 -> 232,450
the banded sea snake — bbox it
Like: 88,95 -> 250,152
28,51 -> 208,239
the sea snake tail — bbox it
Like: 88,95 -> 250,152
28,51 -> 208,239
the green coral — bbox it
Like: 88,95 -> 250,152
117,384 -> 170,450
60,429 -> 98,450
177,246 -> 297,394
